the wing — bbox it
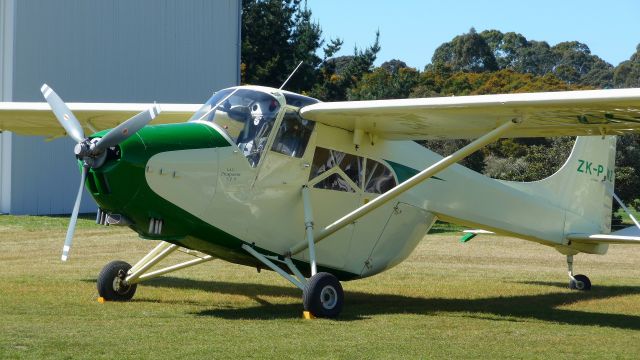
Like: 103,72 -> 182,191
300,88 -> 640,140
0,102 -> 201,138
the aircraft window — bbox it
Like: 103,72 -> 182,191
313,173 -> 356,193
309,147 -> 364,192
310,147 -> 337,179
310,147 -> 396,193
283,93 -> 320,108
188,88 -> 234,123
338,153 -> 363,188
271,110 -> 315,158
189,88 -> 282,167
365,159 -> 396,194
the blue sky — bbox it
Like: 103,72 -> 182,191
305,0 -> 640,69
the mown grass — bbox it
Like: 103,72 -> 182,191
1,215 -> 640,359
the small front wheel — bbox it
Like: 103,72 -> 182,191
97,260 -> 137,301
303,272 -> 344,318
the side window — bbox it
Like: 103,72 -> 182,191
271,110 -> 315,158
338,153 -> 362,188
365,159 -> 396,194
313,173 -> 356,193
308,147 -> 396,193
310,147 -> 335,178
309,147 -> 363,193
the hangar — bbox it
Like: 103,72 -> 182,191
0,0 -> 241,214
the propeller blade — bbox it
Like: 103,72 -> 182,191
61,166 -> 88,261
93,104 -> 161,153
40,84 -> 85,143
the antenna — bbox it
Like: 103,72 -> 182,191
279,61 -> 303,90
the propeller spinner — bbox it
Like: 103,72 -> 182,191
40,84 -> 161,261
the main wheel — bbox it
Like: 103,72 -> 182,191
569,274 -> 591,291
303,272 -> 344,318
97,260 -> 137,301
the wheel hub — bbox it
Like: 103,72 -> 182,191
112,269 -> 131,294
320,285 -> 338,310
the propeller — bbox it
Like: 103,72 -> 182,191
40,84 -> 161,261
62,165 -> 88,261
41,84 -> 85,143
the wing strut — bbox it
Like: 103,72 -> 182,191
289,118 -> 521,256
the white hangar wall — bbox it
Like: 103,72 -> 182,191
0,0 -> 241,214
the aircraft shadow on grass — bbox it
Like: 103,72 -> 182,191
141,277 -> 640,329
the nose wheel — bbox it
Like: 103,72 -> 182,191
97,260 -> 137,301
566,255 -> 591,291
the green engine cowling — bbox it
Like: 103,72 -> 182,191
86,122 -> 230,239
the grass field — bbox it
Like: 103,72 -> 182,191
1,215 -> 640,359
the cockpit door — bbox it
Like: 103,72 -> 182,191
304,146 -> 363,269
247,108 -> 318,256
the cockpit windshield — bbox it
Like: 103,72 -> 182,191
189,88 -> 282,167
190,88 -> 281,141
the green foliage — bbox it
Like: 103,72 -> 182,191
431,28 -> 498,73
484,138 -> 574,181
309,32 -> 381,101
241,0 -> 323,92
481,30 -> 529,70
551,41 -> 614,87
477,30 -> 615,88
614,134 -> 640,207
347,65 -> 419,100
412,68 -> 585,98
614,44 -> 640,88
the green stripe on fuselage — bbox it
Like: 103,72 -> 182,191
386,160 -> 445,183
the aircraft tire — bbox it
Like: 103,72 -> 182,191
303,272 -> 344,318
569,274 -> 591,291
97,260 -> 137,301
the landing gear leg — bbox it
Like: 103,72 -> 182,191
240,186 -> 346,318
242,243 -> 345,319
97,241 -> 215,301
567,255 -> 591,291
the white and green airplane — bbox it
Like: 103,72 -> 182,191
2,84 -> 640,318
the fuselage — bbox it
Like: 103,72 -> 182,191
85,85 -> 611,281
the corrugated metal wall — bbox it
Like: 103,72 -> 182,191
1,0 -> 240,214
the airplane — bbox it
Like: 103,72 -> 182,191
1,83 -> 640,318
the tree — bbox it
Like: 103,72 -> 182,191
348,66 -> 419,100
513,40 -> 556,75
480,30 -> 528,70
614,44 -> 640,88
431,28 -> 498,73
484,137 -> 574,182
241,0 -> 323,92
380,59 -> 408,74
286,3 -> 324,91
310,32 -> 381,101
550,41 -> 613,87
